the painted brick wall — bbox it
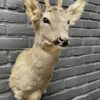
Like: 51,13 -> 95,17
0,0 -> 100,100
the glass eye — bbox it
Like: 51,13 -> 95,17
43,17 -> 50,25
67,20 -> 70,24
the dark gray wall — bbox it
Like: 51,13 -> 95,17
0,0 -> 100,100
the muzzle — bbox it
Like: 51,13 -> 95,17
53,37 -> 69,47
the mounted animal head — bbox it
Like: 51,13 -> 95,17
24,0 -> 86,49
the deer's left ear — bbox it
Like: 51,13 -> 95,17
66,0 -> 86,25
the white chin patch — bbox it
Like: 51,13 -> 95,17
44,40 -> 53,46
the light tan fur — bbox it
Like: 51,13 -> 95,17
9,0 -> 86,100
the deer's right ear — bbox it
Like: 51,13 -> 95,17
24,0 -> 41,23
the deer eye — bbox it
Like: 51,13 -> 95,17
43,17 -> 50,25
67,20 -> 70,24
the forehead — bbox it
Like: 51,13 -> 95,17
43,6 -> 67,22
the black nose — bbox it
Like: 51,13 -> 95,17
53,38 -> 69,47
58,38 -> 69,47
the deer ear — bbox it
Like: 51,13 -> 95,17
66,0 -> 86,25
24,0 -> 41,23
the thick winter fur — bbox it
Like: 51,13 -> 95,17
9,0 -> 86,100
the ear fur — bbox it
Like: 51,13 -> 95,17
24,0 -> 41,23
66,0 -> 86,25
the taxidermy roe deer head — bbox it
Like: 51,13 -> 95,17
24,0 -> 86,49
9,0 -> 86,100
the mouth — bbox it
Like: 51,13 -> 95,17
52,39 -> 68,48
44,40 -> 68,49
44,37 -> 68,49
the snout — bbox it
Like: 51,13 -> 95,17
53,37 -> 69,47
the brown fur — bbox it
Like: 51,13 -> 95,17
9,0 -> 86,100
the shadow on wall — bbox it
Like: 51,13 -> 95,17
0,0 -> 100,100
